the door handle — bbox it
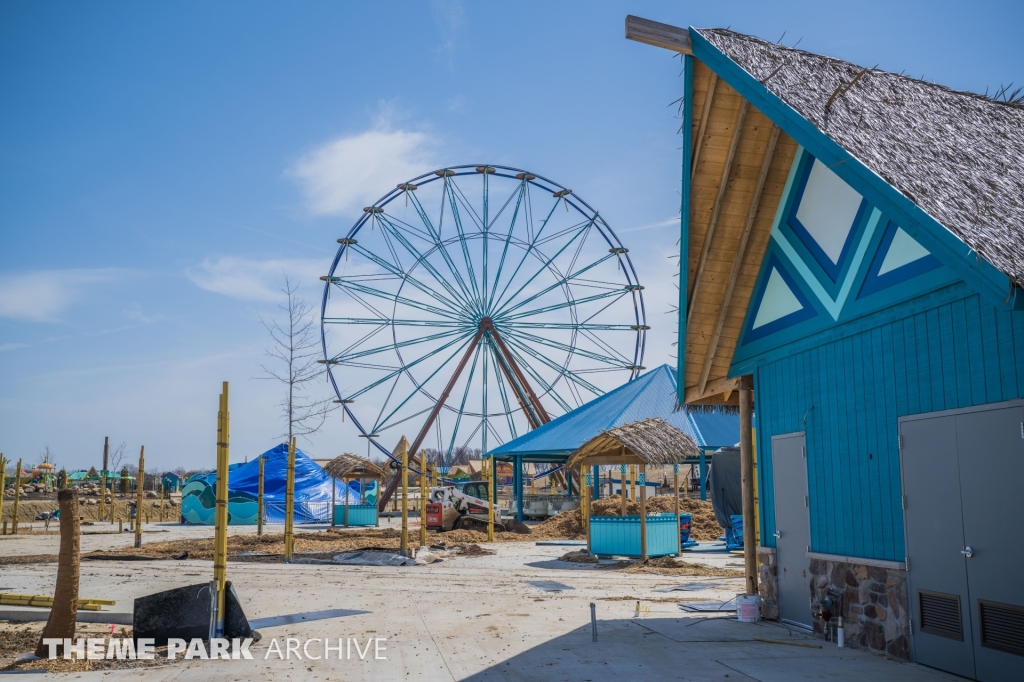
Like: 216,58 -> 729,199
774,531 -> 783,539
961,546 -> 973,558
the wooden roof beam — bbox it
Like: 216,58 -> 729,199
687,100 -> 749,326
696,125 -> 781,397
625,16 -> 691,54
691,73 -> 718,180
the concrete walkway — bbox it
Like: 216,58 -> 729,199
1,534 -> 964,681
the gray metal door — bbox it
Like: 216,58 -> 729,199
901,414 -> 975,678
772,432 -> 811,628
956,404 -> 1024,681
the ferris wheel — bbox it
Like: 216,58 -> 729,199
320,164 -> 647,472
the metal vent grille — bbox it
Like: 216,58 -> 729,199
919,590 -> 963,641
979,600 -> 1024,657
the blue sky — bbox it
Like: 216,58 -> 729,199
1,0 -> 1020,473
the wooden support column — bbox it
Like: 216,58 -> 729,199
674,463 -> 681,556
639,463 -> 648,562
739,378 -> 757,596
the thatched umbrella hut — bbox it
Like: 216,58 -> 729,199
323,454 -> 387,527
568,418 -> 699,560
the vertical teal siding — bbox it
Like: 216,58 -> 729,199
757,289 -> 1024,561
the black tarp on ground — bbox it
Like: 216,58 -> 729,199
132,581 -> 252,647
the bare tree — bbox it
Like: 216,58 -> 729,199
108,441 -> 127,473
259,275 -> 336,444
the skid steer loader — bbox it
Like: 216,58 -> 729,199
424,481 -> 531,534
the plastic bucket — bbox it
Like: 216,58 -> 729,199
736,594 -> 761,623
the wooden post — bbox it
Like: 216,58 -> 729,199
134,446 -> 145,549
12,458 -> 22,534
739,380 -> 757,596
630,464 -> 636,502
639,463 -> 647,562
331,478 -> 336,528
487,455 -> 495,542
0,454 -> 6,531
213,382 -> 231,636
581,464 -> 590,552
34,488 -> 80,658
674,463 -> 681,556
400,437 -> 409,557
285,437 -> 296,561
420,453 -> 428,547
344,477 -> 350,527
257,454 -> 265,537
619,464 -> 626,517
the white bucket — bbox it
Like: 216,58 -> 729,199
736,594 -> 761,623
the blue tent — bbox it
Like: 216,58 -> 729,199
488,364 -> 738,460
181,443 -> 355,525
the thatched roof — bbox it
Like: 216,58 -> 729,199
322,453 -> 387,480
567,418 -> 700,467
695,28 -> 1024,287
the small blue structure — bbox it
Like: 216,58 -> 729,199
489,364 -> 738,520
589,514 -> 678,558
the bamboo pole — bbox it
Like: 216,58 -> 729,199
344,477 -> 349,527
740,384 -> 757,596
674,463 -> 681,556
619,464 -> 626,517
134,446 -> 145,549
400,437 -> 409,557
285,436 -> 296,561
581,465 -> 590,552
213,382 -> 231,636
12,458 -> 22,534
0,454 -> 7,531
331,477 -> 337,528
420,453 -> 428,547
257,453 -> 265,536
630,464 -> 636,502
34,488 -> 80,657
487,455 -> 495,542
639,463 -> 647,562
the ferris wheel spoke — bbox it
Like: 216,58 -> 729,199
489,194 -> 563,313
490,217 -> 596,318
372,333 -> 483,433
441,343 -> 483,468
500,327 -> 626,370
491,251 -> 615,319
443,178 -> 482,309
499,342 -> 573,414
501,321 -> 638,331
347,242 -> 463,314
328,328 -> 467,365
485,181 -> 528,311
406,191 -> 479,308
577,326 -> 634,364
341,330 -> 477,401
499,288 -> 628,321
373,214 -> 475,312
335,280 -> 467,322
501,335 -> 603,398
323,317 -> 464,328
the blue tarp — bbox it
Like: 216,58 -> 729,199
488,364 -> 739,459
181,443 -> 361,525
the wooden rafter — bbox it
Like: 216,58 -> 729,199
690,73 -> 718,180
686,99 -> 749,324
683,376 -> 740,404
696,125 -> 782,396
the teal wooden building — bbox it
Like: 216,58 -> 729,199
628,17 -> 1024,680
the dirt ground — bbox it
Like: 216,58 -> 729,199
0,622 -> 182,674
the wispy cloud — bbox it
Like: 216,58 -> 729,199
0,342 -> 29,352
288,121 -> 437,217
617,217 -> 679,234
0,269 -> 125,322
431,0 -> 465,65
186,256 -> 326,302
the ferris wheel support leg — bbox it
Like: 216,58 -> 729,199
377,326 -> 487,512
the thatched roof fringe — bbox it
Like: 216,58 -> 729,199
322,453 -> 388,481
567,418 -> 700,468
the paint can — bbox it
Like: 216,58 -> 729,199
736,594 -> 761,623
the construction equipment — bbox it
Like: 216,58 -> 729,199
424,481 -> 530,534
